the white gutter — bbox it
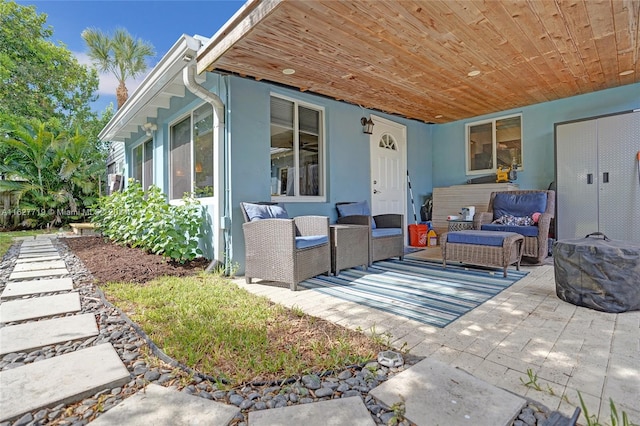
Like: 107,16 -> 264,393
183,64 -> 230,274
183,65 -> 225,125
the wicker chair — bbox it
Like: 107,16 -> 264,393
473,190 -> 555,264
240,202 -> 331,291
335,201 -> 404,264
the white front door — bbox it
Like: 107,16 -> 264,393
369,115 -> 406,216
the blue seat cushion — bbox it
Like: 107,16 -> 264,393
295,235 -> 328,249
372,228 -> 402,238
493,192 -> 547,219
481,224 -> 539,237
337,201 -> 376,229
243,203 -> 289,221
446,230 -> 515,247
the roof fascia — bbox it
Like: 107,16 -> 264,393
99,34 -> 203,142
196,0 -> 282,75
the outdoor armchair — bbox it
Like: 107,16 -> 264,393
335,201 -> 404,264
240,202 -> 331,291
473,190 -> 555,264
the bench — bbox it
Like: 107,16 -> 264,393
441,230 -> 524,277
70,223 -> 96,236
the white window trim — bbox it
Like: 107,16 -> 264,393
270,93 -> 326,203
168,106 -> 216,206
465,113 -> 523,176
131,138 -> 153,189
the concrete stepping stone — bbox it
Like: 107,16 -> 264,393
1,277 -> 74,299
15,255 -> 61,263
12,260 -> 66,272
0,292 -> 80,323
249,396 -> 375,426
18,251 -> 59,259
88,384 -> 240,426
21,240 -> 54,246
0,313 -> 98,355
19,247 -> 57,254
369,358 -> 525,426
9,268 -> 69,281
0,344 -> 130,423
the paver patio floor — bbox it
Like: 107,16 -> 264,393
233,248 -> 640,423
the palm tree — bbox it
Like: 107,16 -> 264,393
82,27 -> 155,109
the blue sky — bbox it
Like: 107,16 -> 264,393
17,0 -> 245,113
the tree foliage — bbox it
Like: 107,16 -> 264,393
82,27 -> 155,108
0,0 -> 99,127
0,120 -> 107,228
0,1 -> 116,229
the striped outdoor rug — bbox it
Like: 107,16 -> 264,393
299,258 -> 528,328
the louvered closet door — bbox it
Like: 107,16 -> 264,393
597,111 -> 640,243
556,120 -> 599,240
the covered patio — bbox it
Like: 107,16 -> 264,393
232,249 -> 640,422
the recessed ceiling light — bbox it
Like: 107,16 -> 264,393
282,68 -> 295,75
435,115 -> 443,119
619,69 -> 634,76
467,70 -> 481,77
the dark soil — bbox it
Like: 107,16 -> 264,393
62,236 -> 209,284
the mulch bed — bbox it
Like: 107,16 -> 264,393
62,236 -> 209,284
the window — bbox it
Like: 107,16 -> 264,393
169,104 -> 214,200
465,114 -> 522,175
131,139 -> 153,190
270,95 -> 324,199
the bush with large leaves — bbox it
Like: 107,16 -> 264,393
92,180 -> 204,263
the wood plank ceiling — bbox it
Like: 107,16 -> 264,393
198,0 -> 640,124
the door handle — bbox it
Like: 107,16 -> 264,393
587,174 -> 593,184
373,189 -> 381,194
602,172 -> 609,183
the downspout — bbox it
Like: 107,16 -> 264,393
183,63 -> 231,274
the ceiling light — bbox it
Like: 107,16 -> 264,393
619,70 -> 634,76
467,70 -> 481,77
282,68 -> 295,75
435,115 -> 443,119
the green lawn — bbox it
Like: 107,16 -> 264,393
0,230 -> 52,258
104,274 -> 387,386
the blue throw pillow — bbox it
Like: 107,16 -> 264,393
243,203 -> 289,221
337,201 -> 376,229
493,192 -> 547,220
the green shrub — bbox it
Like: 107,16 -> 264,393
92,180 -> 203,262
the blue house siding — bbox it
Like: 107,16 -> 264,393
432,83 -> 640,189
122,72 -> 229,261
225,76 -> 433,272
118,70 -> 637,275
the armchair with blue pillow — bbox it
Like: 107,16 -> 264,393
335,201 -> 404,264
473,190 -> 555,264
240,202 -> 331,291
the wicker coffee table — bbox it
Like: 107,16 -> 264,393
441,230 -> 524,277
330,224 -> 369,275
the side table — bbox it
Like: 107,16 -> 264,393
329,224 -> 369,275
447,220 -> 474,232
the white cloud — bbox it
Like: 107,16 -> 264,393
74,51 -> 149,97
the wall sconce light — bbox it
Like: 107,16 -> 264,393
195,162 -> 203,173
361,117 -> 374,134
141,122 -> 157,137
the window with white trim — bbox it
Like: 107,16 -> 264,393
131,139 -> 153,190
465,114 -> 522,175
169,103 -> 214,200
270,95 -> 324,199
